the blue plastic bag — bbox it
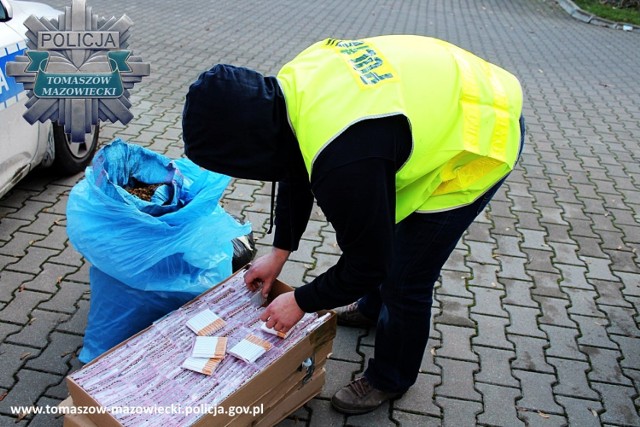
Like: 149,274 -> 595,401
79,267 -> 199,362
67,139 -> 251,362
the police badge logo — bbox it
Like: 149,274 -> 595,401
6,0 -> 150,142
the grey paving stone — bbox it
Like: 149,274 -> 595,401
0,342 -> 37,389
611,273 -> 640,300
420,339 -> 441,375
563,287 -> 606,317
433,296 -> 474,328
502,279 -> 538,308
314,226 -> 336,248
0,270 -> 32,303
474,346 -> 518,387
439,270 -> 473,299
0,217 -> 30,240
470,313 -> 513,350
466,241 -> 499,266
288,238 -> 318,264
469,286 -> 507,318
596,229 -> 627,251
0,369 -> 60,413
555,396 -> 603,427
30,183 -> 69,203
55,298 -> 89,336
317,359 -> 361,400
21,212 -> 65,236
582,256 -> 619,282
5,309 -> 69,348
0,231 -> 42,257
38,281 -> 89,314
393,374 -> 441,417
539,207 -> 569,226
64,262 -> 91,284
0,411 -> 30,425
43,375 -> 71,401
392,410 -> 441,427
610,335 -> 640,370
0,322 -> 21,343
30,395 -> 65,427
571,314 -> 618,349
278,262 -> 311,288
306,398 -> 345,427
596,304 -> 640,337
476,382 -> 524,427
524,249 -> 560,276
509,335 -> 554,374
513,370 -> 563,415
529,269 -> 570,298
4,200 -> 51,222
608,250 -> 640,274
21,263 -> 77,294
582,346 -> 632,386
532,295 -> 574,327
504,305 -> 545,339
519,229 -> 550,251
591,382 -> 640,426
466,262 -> 502,289
434,358 -> 481,402
47,246 -> 84,267
443,248 -> 471,273
547,357 -> 599,400
465,221 -> 493,243
539,324 -> 587,361
0,254 -> 19,272
345,401 -> 395,426
32,225 -> 69,251
436,396 -> 482,427
312,252 -> 340,275
8,247 -> 59,275
330,326 -> 366,363
26,332 -> 83,375
435,325 -> 477,362
515,409 -> 567,427
548,241 -> 584,266
0,290 -> 51,324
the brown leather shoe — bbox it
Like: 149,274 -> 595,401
335,302 -> 376,328
331,377 -> 403,414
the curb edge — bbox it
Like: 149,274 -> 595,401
556,0 -> 640,33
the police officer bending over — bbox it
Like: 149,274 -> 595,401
182,35 -> 525,415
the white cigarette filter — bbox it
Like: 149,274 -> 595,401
186,309 -> 226,336
181,357 -> 222,376
228,334 -> 273,363
191,336 -> 227,359
260,322 -> 291,339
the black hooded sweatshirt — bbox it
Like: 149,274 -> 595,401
183,64 -> 410,313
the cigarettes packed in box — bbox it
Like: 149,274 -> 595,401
65,269 -> 336,427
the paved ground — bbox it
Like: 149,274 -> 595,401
1,0 -> 639,425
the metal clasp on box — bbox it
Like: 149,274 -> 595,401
299,356 -> 315,384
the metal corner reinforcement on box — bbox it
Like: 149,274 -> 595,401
61,269 -> 337,426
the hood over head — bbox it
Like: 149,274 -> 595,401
182,64 -> 296,182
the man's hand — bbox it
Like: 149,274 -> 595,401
260,292 -> 304,334
244,248 -> 290,297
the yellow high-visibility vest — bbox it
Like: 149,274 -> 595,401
277,35 -> 523,222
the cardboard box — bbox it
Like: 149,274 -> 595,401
64,271 -> 336,426
61,368 -> 327,427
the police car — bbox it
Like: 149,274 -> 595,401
0,0 -> 98,199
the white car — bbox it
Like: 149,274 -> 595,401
0,0 -> 98,199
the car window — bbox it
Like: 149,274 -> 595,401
0,0 -> 11,22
